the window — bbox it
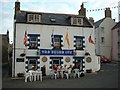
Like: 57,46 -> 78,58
54,38 -> 60,49
27,14 -> 41,23
101,27 -> 104,33
76,38 -> 83,50
51,35 -> 63,49
28,59 -> 37,70
54,38 -> 60,48
71,17 -> 83,25
101,37 -> 105,43
29,36 -> 38,49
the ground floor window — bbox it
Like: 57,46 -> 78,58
28,59 -> 37,71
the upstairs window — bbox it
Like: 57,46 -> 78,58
27,34 -> 40,49
74,36 -> 85,50
51,35 -> 63,50
29,36 -> 38,49
71,17 -> 83,25
27,14 -> 41,23
54,38 -> 60,49
76,38 -> 83,50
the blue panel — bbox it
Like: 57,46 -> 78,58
40,49 -> 74,55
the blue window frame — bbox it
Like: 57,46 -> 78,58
74,36 -> 85,50
51,35 -> 63,50
27,34 -> 40,49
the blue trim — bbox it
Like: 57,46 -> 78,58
74,36 -> 85,38
28,34 -> 40,37
50,61 -> 52,64
54,35 -> 62,38
26,56 -> 40,59
73,57 -> 84,60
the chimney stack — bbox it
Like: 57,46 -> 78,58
89,17 -> 94,25
78,3 -> 86,17
14,0 -> 20,19
105,8 -> 111,18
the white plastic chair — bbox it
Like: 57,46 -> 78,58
24,72 -> 33,82
73,69 -> 80,78
36,70 -> 42,81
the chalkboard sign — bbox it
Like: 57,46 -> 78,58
16,58 -> 24,62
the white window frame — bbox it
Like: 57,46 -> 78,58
71,17 -> 83,25
27,14 -> 41,23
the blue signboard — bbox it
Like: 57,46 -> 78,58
40,49 -> 74,55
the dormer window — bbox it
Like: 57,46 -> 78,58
27,14 -> 41,23
71,17 -> 83,26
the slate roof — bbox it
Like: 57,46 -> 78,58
112,21 -> 120,30
15,10 -> 93,28
94,18 -> 105,28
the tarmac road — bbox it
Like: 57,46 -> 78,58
2,62 -> 119,89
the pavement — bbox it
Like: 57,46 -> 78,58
1,62 -> 119,89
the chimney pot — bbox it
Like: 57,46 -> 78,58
105,8 -> 111,18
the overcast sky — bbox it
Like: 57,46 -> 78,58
0,0 -> 120,43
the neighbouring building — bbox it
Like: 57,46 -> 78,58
94,8 -> 116,60
0,30 -> 9,63
12,1 -> 100,77
118,1 -> 120,21
112,21 -> 120,62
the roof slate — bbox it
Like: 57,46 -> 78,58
15,10 -> 93,28
94,18 -> 105,28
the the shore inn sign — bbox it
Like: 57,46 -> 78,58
12,0 -> 100,77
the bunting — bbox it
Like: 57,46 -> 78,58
87,6 -> 120,12
65,32 -> 70,48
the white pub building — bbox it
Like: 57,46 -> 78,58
12,0 -> 100,77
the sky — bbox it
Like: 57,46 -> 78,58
0,0 -> 120,43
